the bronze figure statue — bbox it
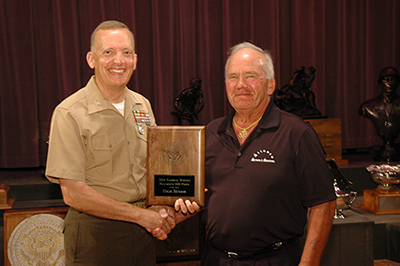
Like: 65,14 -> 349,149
172,77 -> 204,125
359,67 -> 400,161
274,66 -> 324,118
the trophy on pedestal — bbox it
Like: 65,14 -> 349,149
333,180 -> 357,219
360,164 -> 400,214
327,158 -> 357,219
274,66 -> 326,119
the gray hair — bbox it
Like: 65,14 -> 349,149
225,42 -> 274,80
90,20 -> 135,52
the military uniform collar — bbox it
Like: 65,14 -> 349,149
85,76 -> 128,115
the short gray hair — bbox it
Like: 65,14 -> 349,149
225,42 -> 274,80
90,20 -> 135,52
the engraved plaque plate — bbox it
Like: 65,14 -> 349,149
146,126 -> 205,206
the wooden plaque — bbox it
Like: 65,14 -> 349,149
146,126 -> 205,206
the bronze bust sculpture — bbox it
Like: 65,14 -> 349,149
359,67 -> 400,161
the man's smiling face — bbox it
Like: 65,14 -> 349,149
86,28 -> 137,91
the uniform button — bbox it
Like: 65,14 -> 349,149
128,141 -> 130,145
109,144 -> 112,148
238,152 -> 242,157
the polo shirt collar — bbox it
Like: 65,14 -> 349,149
258,100 -> 280,130
217,99 -> 281,133
217,109 -> 235,133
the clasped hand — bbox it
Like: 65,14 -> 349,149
147,198 -> 201,240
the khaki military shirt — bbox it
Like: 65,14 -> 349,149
46,76 -> 156,202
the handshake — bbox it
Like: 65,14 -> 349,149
146,198 -> 202,240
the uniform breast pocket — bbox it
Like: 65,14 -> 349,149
134,122 -> 149,142
90,130 -> 127,180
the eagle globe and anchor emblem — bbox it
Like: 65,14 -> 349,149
162,142 -> 187,167
7,214 -> 65,266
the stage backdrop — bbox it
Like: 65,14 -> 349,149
1,0 -> 400,168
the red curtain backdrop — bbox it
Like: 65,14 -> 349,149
1,0 -> 400,168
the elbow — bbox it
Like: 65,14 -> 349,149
62,192 -> 74,207
60,186 -> 74,207
59,179 -> 79,208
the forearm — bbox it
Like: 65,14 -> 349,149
299,200 -> 336,266
59,178 -> 172,234
60,178 -> 140,222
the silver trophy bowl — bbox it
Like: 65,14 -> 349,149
366,164 -> 400,191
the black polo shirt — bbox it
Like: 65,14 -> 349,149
203,102 -> 336,254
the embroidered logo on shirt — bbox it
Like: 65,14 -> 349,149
251,149 -> 275,163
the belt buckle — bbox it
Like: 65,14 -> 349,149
227,251 -> 240,259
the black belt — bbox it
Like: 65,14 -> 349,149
219,237 -> 298,260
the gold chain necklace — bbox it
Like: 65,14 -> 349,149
233,116 -> 262,139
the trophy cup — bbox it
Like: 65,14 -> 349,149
360,164 -> 400,214
326,157 -> 357,219
146,126 -> 205,206
333,179 -> 357,219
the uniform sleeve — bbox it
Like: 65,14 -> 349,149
45,106 -> 86,183
295,126 -> 337,207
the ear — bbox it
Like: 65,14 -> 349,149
267,78 -> 276,95
86,51 -> 95,69
133,54 -> 138,71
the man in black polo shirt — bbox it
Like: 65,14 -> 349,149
200,42 -> 336,265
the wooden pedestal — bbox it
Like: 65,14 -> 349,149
320,211 -> 374,266
360,189 -> 400,214
304,118 -> 348,165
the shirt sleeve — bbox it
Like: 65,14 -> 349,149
295,125 -> 337,207
45,106 -> 86,183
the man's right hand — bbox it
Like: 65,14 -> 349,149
58,178 -> 174,240
145,206 -> 176,240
